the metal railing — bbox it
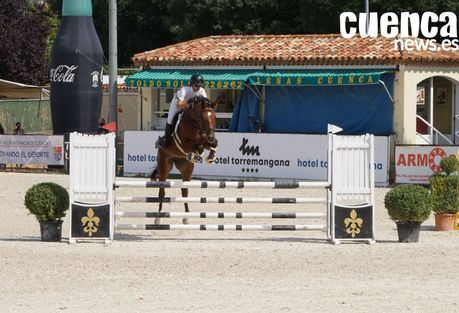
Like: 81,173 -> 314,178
416,115 -> 453,145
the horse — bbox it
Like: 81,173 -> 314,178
150,95 -> 219,224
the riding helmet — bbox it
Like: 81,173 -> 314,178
190,74 -> 204,87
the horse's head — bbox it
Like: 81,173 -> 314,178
187,96 -> 218,144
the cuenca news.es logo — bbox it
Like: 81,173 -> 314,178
340,12 -> 458,52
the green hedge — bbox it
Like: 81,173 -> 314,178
384,184 -> 432,223
439,156 -> 459,175
24,182 -> 69,221
429,174 -> 459,214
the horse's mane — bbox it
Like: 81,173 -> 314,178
188,95 -> 212,108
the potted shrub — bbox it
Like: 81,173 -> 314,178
429,156 -> 459,231
384,184 -> 432,243
24,182 -> 69,241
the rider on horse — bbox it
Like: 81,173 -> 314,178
158,74 -> 207,149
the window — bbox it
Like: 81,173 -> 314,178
208,89 -> 241,130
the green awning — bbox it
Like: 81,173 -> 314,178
125,69 -> 391,89
247,69 -> 390,86
125,69 -> 255,90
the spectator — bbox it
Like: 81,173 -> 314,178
97,118 -> 109,134
14,122 -> 25,135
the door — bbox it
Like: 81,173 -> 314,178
454,84 -> 459,144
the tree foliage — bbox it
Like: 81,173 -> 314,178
12,0 -> 459,73
110,0 -> 459,66
48,0 -> 172,67
0,0 -> 57,85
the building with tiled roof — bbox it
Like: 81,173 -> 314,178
124,34 -> 459,183
131,34 -> 459,67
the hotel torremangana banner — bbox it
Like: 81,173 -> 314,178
124,131 -> 389,184
0,135 -> 64,165
396,145 -> 459,184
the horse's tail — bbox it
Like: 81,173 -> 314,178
150,167 -> 158,181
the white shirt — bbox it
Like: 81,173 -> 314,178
176,86 -> 207,102
167,86 -> 208,124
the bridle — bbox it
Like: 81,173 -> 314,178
186,97 -> 216,141
172,96 -> 217,156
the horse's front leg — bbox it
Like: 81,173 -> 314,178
206,139 -> 218,163
187,145 -> 204,163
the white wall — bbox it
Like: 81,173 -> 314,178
393,65 -> 459,144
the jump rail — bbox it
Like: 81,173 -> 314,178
116,196 -> 327,204
116,224 -> 327,231
115,212 -> 326,218
115,180 -> 330,189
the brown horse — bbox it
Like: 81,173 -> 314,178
150,95 -> 219,224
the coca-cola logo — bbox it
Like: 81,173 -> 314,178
50,65 -> 78,83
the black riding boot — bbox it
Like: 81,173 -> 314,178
161,123 -> 174,148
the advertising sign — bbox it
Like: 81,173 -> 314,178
124,131 -> 389,184
0,135 -> 64,165
395,145 -> 459,184
50,0 -> 103,134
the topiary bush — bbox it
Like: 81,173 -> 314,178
384,184 -> 432,223
439,156 -> 459,175
429,174 -> 459,214
24,182 -> 69,221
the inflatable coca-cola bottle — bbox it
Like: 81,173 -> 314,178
50,0 -> 103,134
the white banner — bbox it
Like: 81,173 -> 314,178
0,135 -> 64,165
396,145 -> 459,184
124,131 -> 389,184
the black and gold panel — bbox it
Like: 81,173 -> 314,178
71,202 -> 110,238
334,204 -> 373,240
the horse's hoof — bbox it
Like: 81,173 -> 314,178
154,218 -> 161,224
186,154 -> 202,163
206,156 -> 216,163
182,218 -> 189,225
186,153 -> 194,162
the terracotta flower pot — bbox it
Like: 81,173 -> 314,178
434,213 -> 455,231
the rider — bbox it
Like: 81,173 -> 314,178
159,73 -> 207,148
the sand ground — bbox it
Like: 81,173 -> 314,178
0,172 -> 458,313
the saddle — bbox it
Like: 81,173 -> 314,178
155,112 -> 181,149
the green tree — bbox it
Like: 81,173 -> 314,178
0,0 -> 57,85
48,0 -> 172,67
47,0 -> 459,67
164,0 -> 303,40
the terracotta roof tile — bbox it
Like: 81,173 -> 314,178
132,34 -> 459,67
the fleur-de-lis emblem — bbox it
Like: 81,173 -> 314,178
81,208 -> 100,237
343,209 -> 363,238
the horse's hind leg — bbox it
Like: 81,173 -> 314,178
181,187 -> 190,224
155,151 -> 173,224
155,186 -> 165,225
177,160 -> 194,224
